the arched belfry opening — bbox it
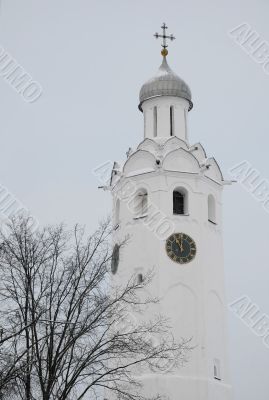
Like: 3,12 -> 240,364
134,188 -> 148,217
173,188 -> 188,215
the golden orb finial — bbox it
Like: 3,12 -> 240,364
161,48 -> 168,57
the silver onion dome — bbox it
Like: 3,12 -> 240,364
139,56 -> 193,112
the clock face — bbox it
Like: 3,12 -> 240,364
166,233 -> 196,264
111,244 -> 120,274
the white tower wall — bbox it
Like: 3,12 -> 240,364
111,168 -> 232,400
108,49 -> 232,400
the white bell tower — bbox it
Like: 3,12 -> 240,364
109,23 -> 232,400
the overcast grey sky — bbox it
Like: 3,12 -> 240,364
0,1 -> 269,399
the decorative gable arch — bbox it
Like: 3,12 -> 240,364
163,148 -> 200,173
123,150 -> 156,175
205,157 -> 223,183
162,136 -> 189,156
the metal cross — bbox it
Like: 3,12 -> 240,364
154,23 -> 175,51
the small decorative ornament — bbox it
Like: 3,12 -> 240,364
166,233 -> 196,264
161,48 -> 168,57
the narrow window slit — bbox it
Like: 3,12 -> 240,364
208,194 -> 217,224
214,359 -> 221,381
154,107 -> 157,137
170,106 -> 174,136
134,189 -> 148,218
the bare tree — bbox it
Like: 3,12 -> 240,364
0,324 -> 29,399
0,217 -> 191,400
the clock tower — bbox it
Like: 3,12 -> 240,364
109,24 -> 232,400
